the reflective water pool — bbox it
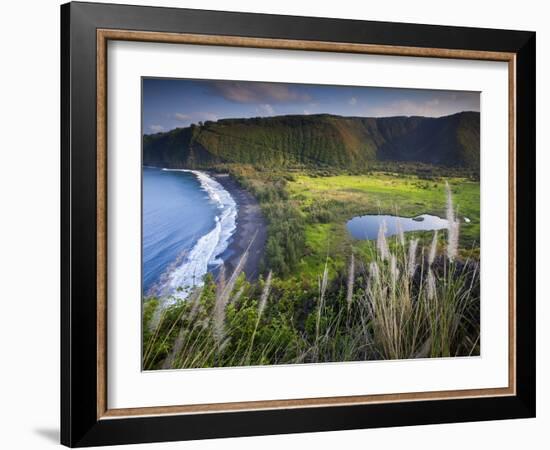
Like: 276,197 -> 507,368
346,214 -> 449,240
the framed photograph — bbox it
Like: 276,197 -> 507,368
61,1 -> 536,447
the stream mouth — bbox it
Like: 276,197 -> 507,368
346,213 -> 449,240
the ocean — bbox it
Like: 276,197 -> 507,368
142,167 -> 237,300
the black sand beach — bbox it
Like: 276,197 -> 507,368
211,173 -> 267,280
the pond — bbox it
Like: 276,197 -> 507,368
346,214 -> 449,240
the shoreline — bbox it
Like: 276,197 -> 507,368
209,172 -> 267,281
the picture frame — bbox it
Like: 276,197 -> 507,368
61,1 -> 536,447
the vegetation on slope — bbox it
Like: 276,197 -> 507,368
143,112 -> 480,172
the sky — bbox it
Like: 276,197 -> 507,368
142,78 -> 480,134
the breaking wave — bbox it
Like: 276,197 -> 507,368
157,169 -> 237,301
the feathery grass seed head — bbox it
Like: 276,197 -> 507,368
390,254 -> 398,291
346,253 -> 355,310
427,269 -> 436,300
369,261 -> 380,284
396,220 -> 405,246
428,230 -> 438,265
445,182 -> 460,262
212,236 -> 253,344
258,270 -> 272,318
377,220 -> 390,261
408,239 -> 419,278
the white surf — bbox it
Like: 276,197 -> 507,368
159,169 -> 237,300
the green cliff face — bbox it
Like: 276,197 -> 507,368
143,111 -> 479,170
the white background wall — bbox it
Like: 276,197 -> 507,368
0,0 -> 546,448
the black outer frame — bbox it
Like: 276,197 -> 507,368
60,1 -> 536,447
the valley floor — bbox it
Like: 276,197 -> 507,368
286,172 -> 480,278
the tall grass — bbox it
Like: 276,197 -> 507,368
142,184 -> 480,369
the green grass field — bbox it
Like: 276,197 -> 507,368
288,173 -> 479,226
287,172 -> 480,278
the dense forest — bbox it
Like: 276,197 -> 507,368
143,112 -> 480,172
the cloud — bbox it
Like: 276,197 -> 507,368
210,81 -> 312,104
174,113 -> 191,121
147,111 -> 220,134
257,104 -> 275,116
349,97 -> 357,105
191,111 -> 218,121
172,111 -> 218,125
366,95 -> 478,118
149,124 -> 165,133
